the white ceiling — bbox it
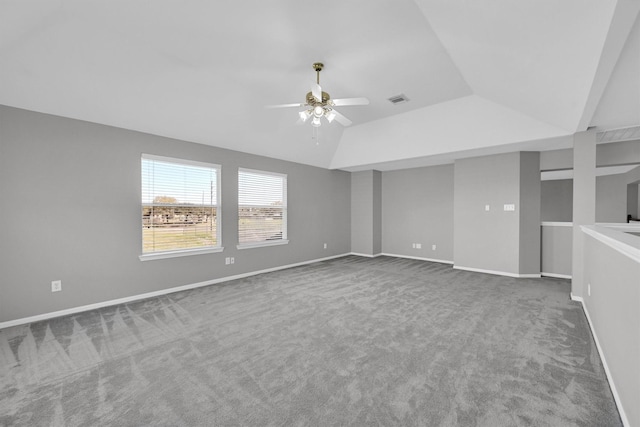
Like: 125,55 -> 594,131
1,1 -> 639,171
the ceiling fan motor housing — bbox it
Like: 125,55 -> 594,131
306,91 -> 331,106
267,62 -> 365,128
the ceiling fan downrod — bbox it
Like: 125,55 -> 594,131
265,61 -> 367,129
313,62 -> 324,85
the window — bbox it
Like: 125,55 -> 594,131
238,168 -> 288,248
140,154 -> 221,260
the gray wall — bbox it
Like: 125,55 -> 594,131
571,130 -> 596,299
381,165 -> 454,261
582,231 -> 640,427
540,140 -> 640,171
540,142 -> 640,224
626,165 -> 640,219
518,152 -> 541,274
540,148 -> 573,171
454,152 -> 533,275
596,174 -> 628,223
0,105 -> 351,322
351,171 -> 373,255
629,184 -> 639,218
541,225 -> 573,277
541,171 -> 639,223
596,139 -> 640,167
350,170 -> 381,256
541,180 -> 573,222
372,171 -> 382,255
626,164 -> 640,184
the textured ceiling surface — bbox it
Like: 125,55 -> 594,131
1,0 -> 638,170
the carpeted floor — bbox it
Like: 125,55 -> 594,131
0,256 -> 621,426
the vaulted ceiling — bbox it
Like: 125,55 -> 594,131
1,1 -> 638,171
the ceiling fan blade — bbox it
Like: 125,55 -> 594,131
312,83 -> 322,102
331,97 -> 370,107
332,109 -> 352,127
265,103 -> 305,109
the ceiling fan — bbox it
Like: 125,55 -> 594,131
267,62 -> 369,127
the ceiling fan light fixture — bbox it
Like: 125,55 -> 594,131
299,110 -> 311,122
267,62 -> 369,130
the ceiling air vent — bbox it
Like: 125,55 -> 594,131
388,94 -> 409,105
596,125 -> 640,143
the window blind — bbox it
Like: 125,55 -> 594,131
141,154 -> 220,253
238,168 -> 287,245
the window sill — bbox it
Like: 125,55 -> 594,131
237,240 -> 289,250
139,246 -> 224,261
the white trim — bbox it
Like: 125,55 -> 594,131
238,167 -> 287,180
570,293 -> 583,302
541,272 -> 572,280
238,167 -> 288,243
350,252 -> 383,258
237,239 -> 289,250
453,265 -> 541,278
380,253 -> 454,265
141,154 -> 223,254
576,299 -> 630,427
595,222 -> 640,229
541,222 -> 573,227
581,225 -> 640,263
142,153 -> 221,170
139,246 -> 224,261
0,253 -> 351,330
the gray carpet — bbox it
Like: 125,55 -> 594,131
0,256 -> 621,426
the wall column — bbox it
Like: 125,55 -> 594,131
453,152 -> 540,277
351,170 -> 382,256
571,130 -> 596,298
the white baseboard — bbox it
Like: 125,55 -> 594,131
380,253 -> 454,265
350,252 -> 383,258
453,265 -> 541,278
542,272 -> 572,280
576,299 -> 629,427
0,252 -> 351,329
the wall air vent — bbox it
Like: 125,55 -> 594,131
387,94 -> 409,105
596,125 -> 640,143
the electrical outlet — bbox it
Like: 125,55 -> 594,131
225,257 -> 230,265
412,243 -> 415,248
485,205 -> 490,211
416,243 -> 422,249
51,280 -> 62,292
504,204 -> 516,211
230,257 -> 235,264
588,283 -> 591,296
432,244 -> 436,251
323,243 -> 327,249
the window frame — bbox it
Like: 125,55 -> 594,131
139,154 -> 223,261
237,167 -> 289,250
